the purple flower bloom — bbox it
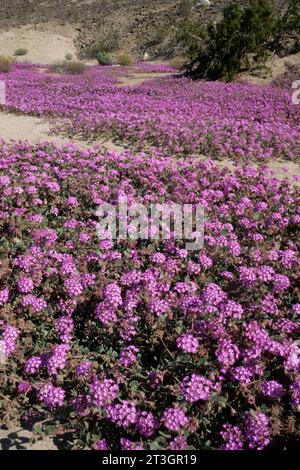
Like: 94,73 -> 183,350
181,374 -> 213,403
261,380 -> 284,399
162,408 -> 189,432
38,384 -> 65,409
88,378 -> 119,408
243,412 -> 270,450
120,345 -> 139,367
107,401 -> 138,428
220,424 -> 244,450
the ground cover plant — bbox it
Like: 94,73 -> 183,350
0,63 -> 299,161
0,141 -> 299,450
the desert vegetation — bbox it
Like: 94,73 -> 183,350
14,47 -> 28,56
0,0 -> 299,453
177,0 -> 300,80
0,55 -> 14,73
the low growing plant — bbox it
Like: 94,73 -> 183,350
63,61 -> 86,74
96,51 -> 113,66
48,61 -> 86,75
14,48 -> 28,56
116,53 -> 134,66
0,55 -> 14,72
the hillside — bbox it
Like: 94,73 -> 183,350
0,0 -> 288,58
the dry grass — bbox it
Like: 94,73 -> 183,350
0,55 -> 14,72
116,52 -> 134,66
48,60 -> 86,74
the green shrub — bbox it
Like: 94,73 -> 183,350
273,0 -> 300,54
96,51 -> 113,66
0,55 -> 13,72
116,52 -> 134,66
65,53 -> 73,61
14,48 -> 28,56
177,0 -> 300,81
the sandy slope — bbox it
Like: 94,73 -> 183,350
239,52 -> 300,85
0,23 -> 77,64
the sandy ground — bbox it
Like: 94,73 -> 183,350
0,111 -> 125,152
239,52 -> 300,85
0,425 -> 58,450
116,72 -> 173,86
0,23 -> 77,64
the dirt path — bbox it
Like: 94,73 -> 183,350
116,72 -> 173,87
0,111 -> 125,152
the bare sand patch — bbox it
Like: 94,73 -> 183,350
0,111 -> 125,152
239,52 -> 300,85
0,23 -> 77,64
116,72 -> 174,87
0,425 -> 58,450
207,157 -> 300,183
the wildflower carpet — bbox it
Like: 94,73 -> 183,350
0,63 -> 299,450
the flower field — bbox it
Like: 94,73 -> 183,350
1,63 -> 300,161
0,63 -> 300,450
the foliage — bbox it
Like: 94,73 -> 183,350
273,0 -> 300,54
116,53 -> 134,66
0,55 -> 14,72
14,48 -> 28,56
48,61 -> 67,74
177,0 -> 300,81
0,141 -> 299,450
48,61 -> 86,75
96,51 -> 113,66
64,53 -> 73,61
63,61 -> 86,74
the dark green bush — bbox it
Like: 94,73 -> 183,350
273,0 -> 300,55
96,51 -> 113,66
14,48 -> 28,56
177,0 -> 300,81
